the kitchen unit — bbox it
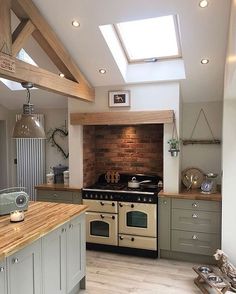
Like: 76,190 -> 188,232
35,184 -> 82,204
82,173 -> 162,257
158,190 -> 222,263
0,202 -> 87,294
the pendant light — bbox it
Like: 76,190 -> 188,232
12,82 -> 46,139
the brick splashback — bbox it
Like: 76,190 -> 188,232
83,124 -> 163,186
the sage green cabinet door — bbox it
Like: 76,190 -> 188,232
67,214 -> 86,292
7,240 -> 41,294
42,225 -> 67,294
158,197 -> 171,250
73,192 -> 82,204
0,259 -> 7,294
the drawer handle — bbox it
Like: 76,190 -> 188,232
12,258 -> 19,264
131,237 -> 135,242
192,235 -> 198,240
0,266 -> 4,272
69,224 -> 73,229
192,213 -> 198,218
61,228 -> 65,233
192,203 -> 198,208
119,236 -> 124,240
53,194 -> 58,197
131,204 -> 134,208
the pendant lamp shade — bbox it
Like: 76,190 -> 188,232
12,82 -> 46,139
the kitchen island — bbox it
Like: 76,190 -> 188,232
0,201 -> 87,294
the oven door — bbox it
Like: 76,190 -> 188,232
86,212 -> 118,246
119,202 -> 156,237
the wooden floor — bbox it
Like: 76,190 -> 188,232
80,250 -> 201,294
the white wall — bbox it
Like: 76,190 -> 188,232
69,82 -> 181,192
181,101 -> 222,183
222,0 -> 236,265
38,108 -> 69,173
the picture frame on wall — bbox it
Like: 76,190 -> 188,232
108,90 -> 131,107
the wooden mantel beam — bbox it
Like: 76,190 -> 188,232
70,110 -> 174,125
12,19 -> 36,57
0,52 -> 94,101
11,0 -> 92,90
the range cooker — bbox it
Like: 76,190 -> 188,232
82,173 -> 162,258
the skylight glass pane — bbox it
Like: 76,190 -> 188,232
116,15 -> 180,62
17,48 -> 38,66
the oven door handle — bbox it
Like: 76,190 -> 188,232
100,201 -> 115,207
100,214 -> 116,220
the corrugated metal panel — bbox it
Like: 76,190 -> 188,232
16,114 -> 45,201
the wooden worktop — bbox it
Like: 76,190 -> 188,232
35,183 -> 81,192
0,201 -> 87,259
159,189 -> 222,202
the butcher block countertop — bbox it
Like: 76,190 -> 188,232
0,201 -> 87,260
35,183 -> 81,192
159,189 -> 222,202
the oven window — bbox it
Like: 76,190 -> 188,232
90,221 -> 109,237
126,211 -> 147,228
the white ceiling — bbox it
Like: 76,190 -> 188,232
0,0 -> 231,109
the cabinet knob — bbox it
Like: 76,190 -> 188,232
0,266 -> 4,272
192,213 -> 198,218
192,235 -> 198,240
53,193 -> 58,197
192,203 -> 198,208
12,258 -> 19,264
61,228 -> 65,233
69,224 -> 73,229
163,200 -> 167,205
119,236 -> 124,240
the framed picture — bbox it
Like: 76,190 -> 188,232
108,90 -> 130,107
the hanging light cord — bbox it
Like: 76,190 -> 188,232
26,88 -> 31,104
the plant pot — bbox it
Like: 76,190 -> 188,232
169,149 -> 180,157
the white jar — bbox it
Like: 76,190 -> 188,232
46,172 -> 54,184
63,170 -> 69,185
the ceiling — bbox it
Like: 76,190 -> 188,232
0,0 -> 231,109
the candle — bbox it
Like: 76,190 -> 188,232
10,210 -> 24,222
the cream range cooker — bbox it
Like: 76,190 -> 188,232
82,173 -> 162,258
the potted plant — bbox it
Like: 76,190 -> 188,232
167,138 -> 180,157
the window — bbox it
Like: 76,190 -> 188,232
115,15 -> 181,63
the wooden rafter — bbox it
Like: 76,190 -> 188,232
12,19 -> 36,57
0,52 -> 94,101
0,0 -> 94,102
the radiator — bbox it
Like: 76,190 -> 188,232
16,114 -> 45,201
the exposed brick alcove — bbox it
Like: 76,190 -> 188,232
83,124 -> 163,187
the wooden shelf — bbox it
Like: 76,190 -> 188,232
70,110 -> 174,125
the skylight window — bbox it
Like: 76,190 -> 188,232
115,15 -> 181,63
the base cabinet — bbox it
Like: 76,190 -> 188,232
67,214 -> 86,292
158,197 -> 221,260
42,213 -> 86,294
7,240 -> 42,294
0,259 -> 7,294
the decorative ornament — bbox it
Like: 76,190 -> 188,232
47,121 -> 69,158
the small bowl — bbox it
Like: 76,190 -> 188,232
198,266 -> 213,274
207,275 -> 223,283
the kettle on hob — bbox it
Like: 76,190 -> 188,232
201,173 -> 218,194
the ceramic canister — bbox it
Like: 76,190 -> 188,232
46,172 -> 54,184
63,170 -> 69,185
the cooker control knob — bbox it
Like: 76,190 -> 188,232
110,195 -> 113,200
90,194 -> 93,199
100,194 -> 103,199
105,195 -> 108,200
143,197 -> 147,202
85,193 -> 88,198
149,198 -> 152,202
137,197 -> 141,202
95,194 -> 98,199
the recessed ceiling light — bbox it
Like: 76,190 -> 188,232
59,73 -> 65,78
72,20 -> 80,27
201,59 -> 209,64
199,0 -> 208,8
99,69 -> 106,74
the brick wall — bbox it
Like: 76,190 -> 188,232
83,124 -> 163,185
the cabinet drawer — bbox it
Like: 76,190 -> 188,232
172,199 -> 221,212
83,199 -> 118,213
119,234 -> 157,251
37,190 -> 73,202
172,209 -> 221,233
172,230 -> 220,256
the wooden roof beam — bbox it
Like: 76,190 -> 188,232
0,52 -> 94,101
11,0 -> 93,89
12,19 -> 36,57
0,0 -> 12,55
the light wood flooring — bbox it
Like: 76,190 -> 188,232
80,250 -> 202,294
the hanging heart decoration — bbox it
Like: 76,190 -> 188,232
47,127 -> 69,158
